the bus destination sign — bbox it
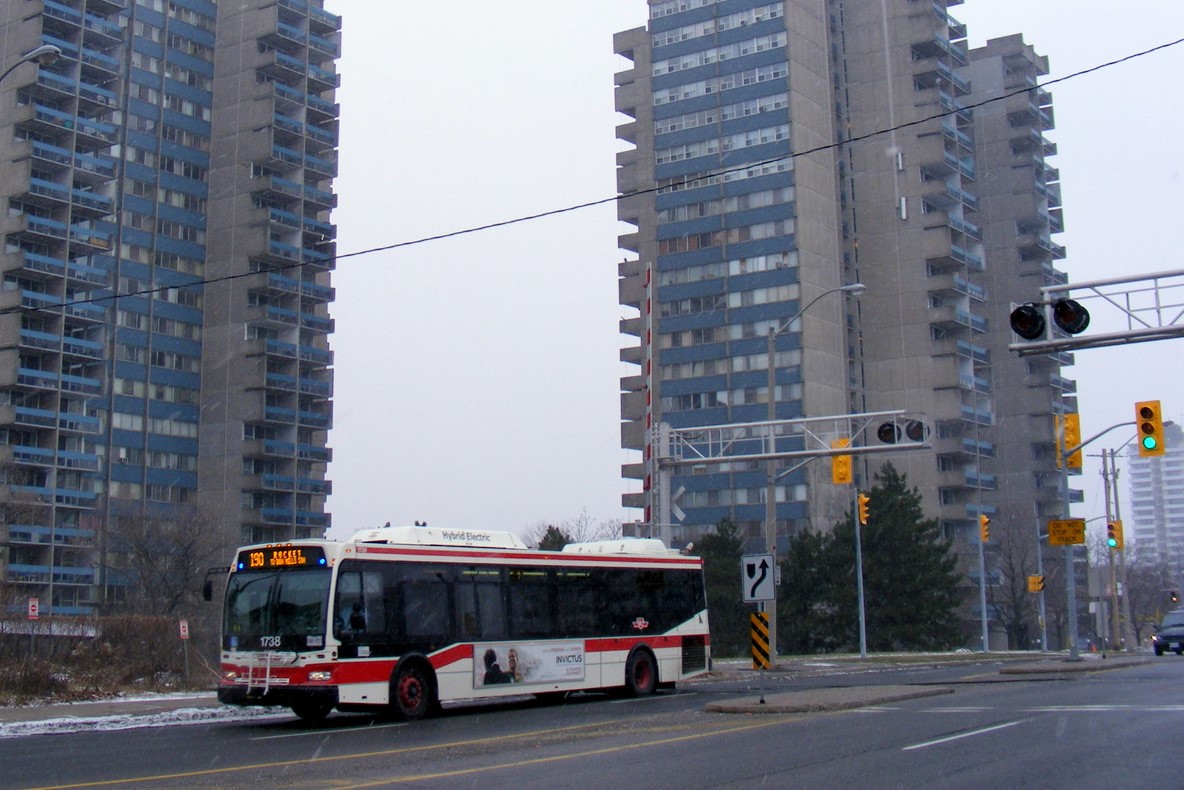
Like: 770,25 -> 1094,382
236,545 -> 327,571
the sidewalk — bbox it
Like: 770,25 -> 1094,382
705,653 -> 1154,715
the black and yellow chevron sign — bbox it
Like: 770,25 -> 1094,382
751,611 -> 770,670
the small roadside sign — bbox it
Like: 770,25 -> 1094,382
1048,518 -> 1086,546
27,597 -> 39,621
741,553 -> 776,602
179,619 -> 190,640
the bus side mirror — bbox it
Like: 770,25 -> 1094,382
202,566 -> 223,602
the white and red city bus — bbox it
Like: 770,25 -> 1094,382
214,525 -> 710,721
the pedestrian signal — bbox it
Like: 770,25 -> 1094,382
1028,575 -> 1045,593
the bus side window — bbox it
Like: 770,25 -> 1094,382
456,567 -> 507,641
507,567 -> 555,639
334,564 -> 385,641
556,570 -> 595,637
334,570 -> 361,640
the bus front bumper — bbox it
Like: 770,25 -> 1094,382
218,683 -> 338,710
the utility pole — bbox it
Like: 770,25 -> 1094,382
1109,448 -> 1138,650
1103,449 -> 1120,650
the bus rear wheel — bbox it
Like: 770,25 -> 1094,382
624,648 -> 657,697
391,661 -> 436,720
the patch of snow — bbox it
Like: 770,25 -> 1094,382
0,700 -> 289,740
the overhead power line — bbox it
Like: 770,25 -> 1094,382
5,36 -> 1182,318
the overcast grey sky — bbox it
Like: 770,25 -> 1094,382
322,1 -> 1184,542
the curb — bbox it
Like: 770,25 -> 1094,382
705,684 -> 954,714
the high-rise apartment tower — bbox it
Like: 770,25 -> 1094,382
614,0 -> 1076,598
0,0 -> 338,614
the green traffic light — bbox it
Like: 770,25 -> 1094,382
1143,435 -> 1159,451
1107,537 -> 1118,548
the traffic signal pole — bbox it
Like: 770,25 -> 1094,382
855,490 -> 868,658
1060,419 -> 1138,660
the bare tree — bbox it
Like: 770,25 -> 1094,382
519,510 -> 623,548
1123,551 -> 1178,645
106,507 -> 222,616
992,521 -> 1041,649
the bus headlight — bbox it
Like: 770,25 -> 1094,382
307,671 -> 332,682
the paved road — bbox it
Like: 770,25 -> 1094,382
0,653 -> 1170,789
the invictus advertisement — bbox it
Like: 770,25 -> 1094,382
473,642 -> 585,688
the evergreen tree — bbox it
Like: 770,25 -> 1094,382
697,519 -> 749,657
831,463 -> 961,650
537,525 -> 571,550
777,527 -> 836,654
809,463 -> 961,652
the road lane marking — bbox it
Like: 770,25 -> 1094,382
902,719 -> 1026,751
25,713 -> 799,789
250,721 -> 409,740
336,716 -> 801,788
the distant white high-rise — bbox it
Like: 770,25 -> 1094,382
1127,422 -> 1184,572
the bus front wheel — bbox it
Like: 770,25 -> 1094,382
391,661 -> 437,720
624,648 -> 658,697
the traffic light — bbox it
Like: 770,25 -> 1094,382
1172,590 -> 1180,605
1009,299 -> 1090,340
831,438 -> 853,485
1009,303 -> 1045,340
857,492 -> 870,526
1028,575 -> 1046,593
979,514 -> 991,543
1061,413 -> 1082,469
1106,520 -> 1124,551
1135,400 -> 1165,457
876,420 -> 926,444
1051,298 -> 1090,334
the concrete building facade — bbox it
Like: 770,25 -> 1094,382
614,0 -> 1077,636
1128,422 -> 1184,573
0,0 -> 338,614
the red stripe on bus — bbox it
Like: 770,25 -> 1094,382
354,545 -> 700,566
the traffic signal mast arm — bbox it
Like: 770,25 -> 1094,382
653,409 -> 931,469
1009,267 -> 1184,356
1060,420 -> 1137,467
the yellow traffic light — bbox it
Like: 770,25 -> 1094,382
1106,520 -> 1124,551
831,437 -> 853,485
1136,400 -> 1165,457
979,513 -> 991,543
1062,413 -> 1082,469
857,492 -> 870,526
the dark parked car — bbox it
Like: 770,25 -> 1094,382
1151,610 -> 1184,655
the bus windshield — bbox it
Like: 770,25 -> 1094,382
223,567 -> 331,652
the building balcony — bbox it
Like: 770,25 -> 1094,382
261,20 -> 308,55
305,2 -> 342,34
911,33 -> 969,66
6,564 -> 51,584
927,272 -> 986,303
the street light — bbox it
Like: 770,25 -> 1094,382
0,44 -> 62,85
764,282 -> 865,661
